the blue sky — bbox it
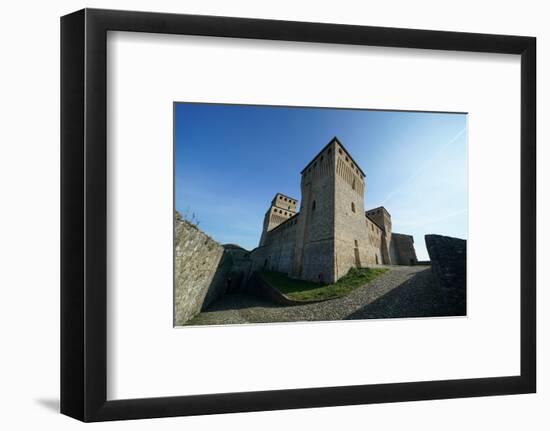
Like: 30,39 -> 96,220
174,103 -> 467,261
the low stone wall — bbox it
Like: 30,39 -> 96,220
425,234 -> 467,314
174,216 -> 233,325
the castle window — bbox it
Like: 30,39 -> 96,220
345,156 -> 349,162
320,156 -> 324,162
338,148 -> 342,154
312,200 -> 316,211
328,148 -> 332,154
354,240 -> 358,247
351,202 -> 356,213
352,178 -> 356,190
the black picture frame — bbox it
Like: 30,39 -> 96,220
61,8 -> 536,422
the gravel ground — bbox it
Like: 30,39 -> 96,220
185,265 -> 465,326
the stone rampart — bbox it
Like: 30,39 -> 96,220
425,234 -> 467,315
253,216 -> 298,274
174,215 -> 232,325
390,233 -> 418,265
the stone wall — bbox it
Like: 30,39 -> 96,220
223,245 -> 252,292
425,234 -> 466,289
365,217 -> 384,265
291,143 -> 336,282
174,215 -> 233,325
251,215 -> 298,275
425,234 -> 467,315
390,233 -> 418,265
334,147 -> 372,280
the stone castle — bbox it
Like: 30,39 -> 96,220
250,137 -> 417,283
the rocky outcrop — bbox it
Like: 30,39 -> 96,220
425,234 -> 466,315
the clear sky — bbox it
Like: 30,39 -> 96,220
174,103 -> 467,261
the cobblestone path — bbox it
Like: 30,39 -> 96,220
185,265 -> 463,326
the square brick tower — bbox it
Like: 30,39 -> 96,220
291,137 -> 371,283
259,193 -> 298,246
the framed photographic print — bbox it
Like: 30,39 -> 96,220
61,8 -> 536,422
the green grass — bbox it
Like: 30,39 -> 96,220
260,267 -> 389,302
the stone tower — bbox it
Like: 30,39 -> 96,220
251,136 -> 417,284
259,193 -> 298,246
290,138 -> 337,282
332,139 -> 371,280
366,206 -> 393,264
290,137 -> 370,283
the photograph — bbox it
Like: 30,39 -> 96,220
0,1 -> 540,427
174,103 -> 468,326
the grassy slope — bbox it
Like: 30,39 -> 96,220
260,267 -> 388,301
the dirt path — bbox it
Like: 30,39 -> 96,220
185,265 -> 461,326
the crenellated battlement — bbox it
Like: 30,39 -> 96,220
259,193 -> 299,246
271,193 -> 298,211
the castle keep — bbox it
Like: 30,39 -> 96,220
250,137 -> 417,283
